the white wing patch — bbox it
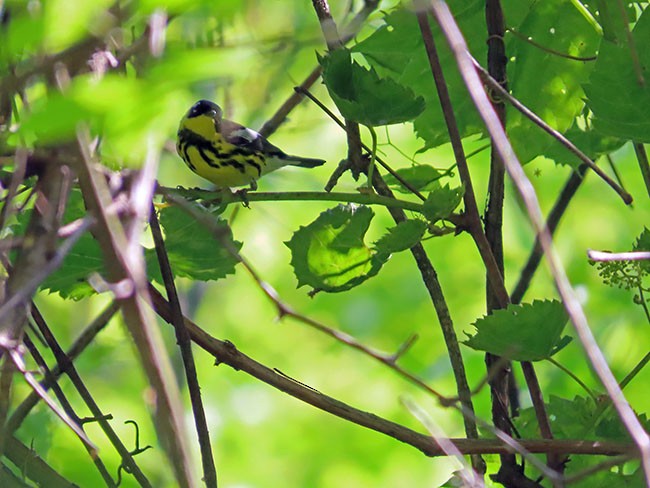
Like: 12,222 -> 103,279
231,126 -> 261,143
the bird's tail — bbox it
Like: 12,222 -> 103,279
284,155 -> 326,168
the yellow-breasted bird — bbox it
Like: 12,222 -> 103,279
176,100 -> 325,189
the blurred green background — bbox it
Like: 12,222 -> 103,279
4,0 -> 649,486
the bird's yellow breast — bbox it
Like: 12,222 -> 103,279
177,118 -> 266,188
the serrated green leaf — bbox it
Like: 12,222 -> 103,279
633,227 -> 650,252
464,299 -> 571,361
506,0 -> 600,163
633,227 -> 650,273
422,184 -> 464,223
146,204 -> 241,282
319,48 -> 425,126
584,7 -> 650,142
353,5 -> 486,149
383,165 -> 443,193
374,219 -> 427,256
285,204 -> 387,293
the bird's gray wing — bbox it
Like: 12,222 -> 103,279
220,120 -> 285,157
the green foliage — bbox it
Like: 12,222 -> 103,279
464,300 -> 571,361
591,228 -> 650,292
285,204 -> 387,293
506,0 -> 600,163
146,204 -> 241,282
515,395 -> 648,487
319,48 -> 425,126
374,219 -> 427,255
14,190 -> 240,299
421,184 -> 464,223
383,164 -> 446,193
584,7 -> 650,142
14,189 -> 103,300
352,5 -> 487,149
285,204 -> 430,293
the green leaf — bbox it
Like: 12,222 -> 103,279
541,124 -> 625,169
319,48 -> 425,126
374,219 -> 427,256
422,184 -> 464,223
14,189 -> 103,300
352,4 -> 488,149
285,204 -> 387,293
464,299 -> 571,361
633,227 -> 650,273
146,204 -> 241,282
506,0 -> 600,163
383,165 -> 444,193
584,7 -> 650,142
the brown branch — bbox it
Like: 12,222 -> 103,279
149,286 -> 636,458
4,435 -> 79,488
633,143 -> 650,199
26,305 -> 150,487
414,7 -> 509,308
512,165 -> 588,304
7,302 -> 119,430
149,208 -> 218,488
310,0 -> 365,184
21,333 -> 116,485
0,162 -> 71,455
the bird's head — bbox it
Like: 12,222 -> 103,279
181,100 -> 224,137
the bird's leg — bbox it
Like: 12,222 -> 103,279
234,180 -> 256,208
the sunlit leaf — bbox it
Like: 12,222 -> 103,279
464,299 -> 571,361
421,184 -> 464,223
146,204 -> 241,282
374,219 -> 427,256
383,164 -> 444,193
319,48 -> 425,126
584,7 -> 650,142
285,204 -> 387,293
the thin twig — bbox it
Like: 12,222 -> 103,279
149,286 -> 636,458
22,334 -> 116,486
512,165 -> 588,304
295,87 -> 428,201
587,250 -> 650,262
506,27 -> 597,62
473,59 -> 632,205
7,302 -> 119,430
149,208 -> 218,488
27,305 -> 151,487
633,143 -> 650,198
4,346 -> 95,452
4,435 -> 79,488
73,126 -> 196,487
163,187 -> 428,213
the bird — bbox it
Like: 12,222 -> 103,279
176,100 -> 325,189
